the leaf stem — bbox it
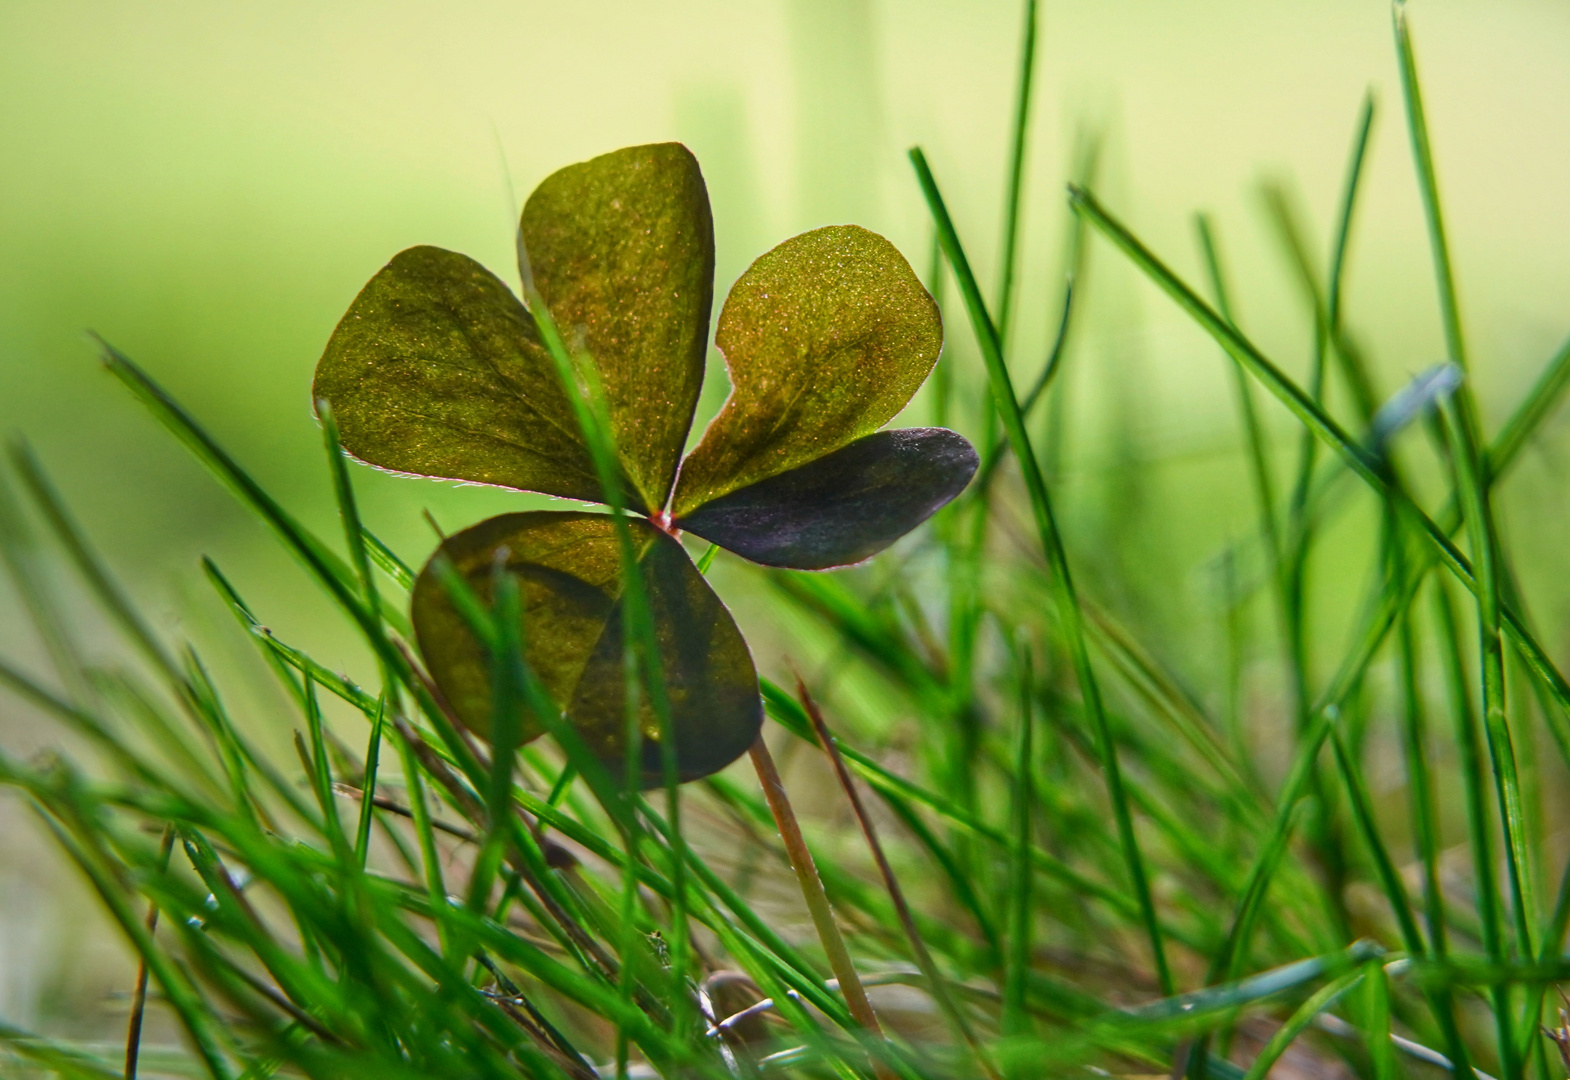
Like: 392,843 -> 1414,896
796,679 -> 997,1079
123,825 -> 174,1080
747,733 -> 892,1079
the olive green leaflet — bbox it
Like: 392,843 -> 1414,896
313,245 -> 613,504
315,141 -> 978,785
411,513 -> 757,786
519,143 -> 713,515
670,224 -> 943,516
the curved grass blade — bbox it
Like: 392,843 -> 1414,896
0,465 -> 93,707
796,680 -> 998,1079
0,1020 -> 122,1080
1195,215 -> 1279,571
10,439 -> 184,687
1488,331 -> 1570,476
102,341 -> 494,805
1328,727 -> 1425,954
101,343 -> 414,635
1067,189 -> 1570,726
994,0 -> 1038,342
1327,92 -> 1377,342
912,145 -> 1174,996
1239,966 -> 1365,1080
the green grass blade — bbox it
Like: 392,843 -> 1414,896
1003,642 -> 1034,1061
317,402 -> 387,869
103,343 -> 488,789
1070,188 -> 1570,729
1327,92 -> 1377,340
1392,537 -> 1448,956
1196,214 -> 1280,570
1399,0 -> 1537,996
913,146 -> 1174,997
318,402 -> 382,623
1400,43 -> 1547,1040
994,0 -> 1038,342
1442,385 -> 1536,958
1487,332 -> 1570,477
926,226 -> 952,431
1328,727 -> 1425,954
363,527 -> 414,590
0,465 -> 94,706
971,274 -> 1079,495
303,675 -> 349,857
0,1019 -> 123,1080
99,344 -> 412,639
1393,2 -> 1467,376
390,721 -> 450,958
10,440 -> 187,690
1239,967 -> 1365,1080
1432,579 -> 1514,1080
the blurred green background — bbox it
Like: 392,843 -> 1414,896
1,0 -> 1568,1041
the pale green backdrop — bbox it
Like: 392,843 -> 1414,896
1,0 -> 1567,1037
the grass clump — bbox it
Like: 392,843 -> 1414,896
2,4 -> 1570,1080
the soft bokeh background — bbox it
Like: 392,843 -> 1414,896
2,0 -> 1568,1041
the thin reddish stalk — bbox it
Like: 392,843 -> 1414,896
125,826 -> 174,1080
796,679 -> 1000,1080
748,733 -> 893,1080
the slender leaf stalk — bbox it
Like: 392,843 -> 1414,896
123,826 -> 175,1080
747,733 -> 892,1079
797,680 -> 998,1079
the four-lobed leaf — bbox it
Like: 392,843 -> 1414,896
316,142 -> 977,785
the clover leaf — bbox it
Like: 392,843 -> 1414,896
315,142 -> 978,786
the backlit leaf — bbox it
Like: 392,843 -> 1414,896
671,225 -> 943,517
569,526 -> 763,784
521,143 -> 715,515
676,428 -> 977,569
411,511 -> 760,785
313,245 -> 616,504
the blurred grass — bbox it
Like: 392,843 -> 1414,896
3,1 -> 1570,1078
